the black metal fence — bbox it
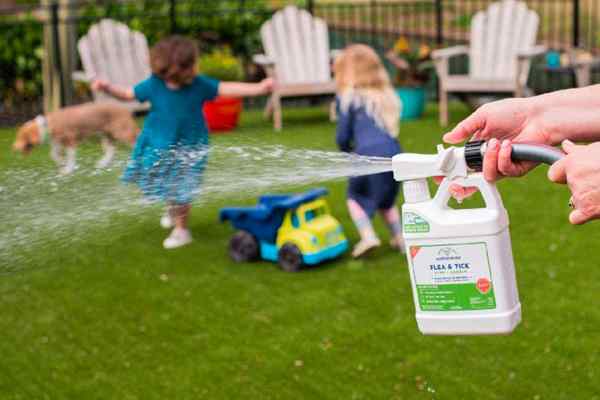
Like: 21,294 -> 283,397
314,0 -> 600,51
316,0 -> 600,98
0,0 -> 598,127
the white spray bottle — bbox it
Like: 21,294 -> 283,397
390,140 -> 563,335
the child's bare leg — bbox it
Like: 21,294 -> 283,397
347,199 -> 380,257
163,203 -> 192,249
380,206 -> 405,252
172,203 -> 191,230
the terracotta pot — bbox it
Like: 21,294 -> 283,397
203,96 -> 243,133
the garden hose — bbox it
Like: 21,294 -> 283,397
464,140 -> 565,171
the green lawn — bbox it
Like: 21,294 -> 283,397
0,104 -> 598,400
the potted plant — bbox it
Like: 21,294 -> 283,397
198,47 -> 245,133
386,37 -> 433,120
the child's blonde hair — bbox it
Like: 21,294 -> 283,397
334,44 -> 400,137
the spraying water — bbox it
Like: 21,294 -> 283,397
0,144 -> 394,273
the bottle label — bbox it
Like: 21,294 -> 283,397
403,212 -> 430,233
409,242 -> 496,311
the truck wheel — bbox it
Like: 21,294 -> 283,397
229,231 -> 259,262
278,243 -> 303,272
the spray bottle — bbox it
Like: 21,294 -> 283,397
390,140 -> 563,335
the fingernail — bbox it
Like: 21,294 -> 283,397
501,140 -> 510,149
563,139 -> 574,146
488,138 -> 498,149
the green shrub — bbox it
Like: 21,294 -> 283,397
0,14 -> 43,107
0,0 -> 273,107
453,13 -> 472,29
198,48 -> 244,81
77,0 -> 271,61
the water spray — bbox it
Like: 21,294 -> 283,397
389,140 -> 563,335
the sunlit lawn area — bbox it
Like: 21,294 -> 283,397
0,104 -> 598,399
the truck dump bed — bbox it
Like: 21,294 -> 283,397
219,188 -> 327,242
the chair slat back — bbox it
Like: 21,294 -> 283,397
469,0 -> 539,81
260,6 -> 331,84
78,19 -> 150,89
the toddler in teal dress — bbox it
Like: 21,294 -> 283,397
93,36 -> 272,249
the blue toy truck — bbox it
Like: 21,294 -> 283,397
219,188 -> 348,272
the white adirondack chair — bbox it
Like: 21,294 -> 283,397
253,6 -> 337,131
73,19 -> 151,112
432,0 -> 546,126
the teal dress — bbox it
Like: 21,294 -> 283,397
122,74 -> 220,204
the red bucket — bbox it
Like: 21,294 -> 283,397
203,96 -> 243,133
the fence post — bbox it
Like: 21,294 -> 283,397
58,0 -> 75,106
239,0 -> 247,57
41,0 -> 75,112
370,0 -> 376,32
436,0 -> 443,46
572,0 -> 580,47
41,0 -> 63,112
170,0 -> 177,34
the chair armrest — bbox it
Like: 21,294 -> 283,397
571,59 -> 593,67
431,45 -> 469,60
517,45 -> 547,60
72,70 -> 91,83
253,54 -> 275,66
570,56 -> 600,68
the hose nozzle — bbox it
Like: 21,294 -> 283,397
463,140 -> 564,171
391,141 -> 565,183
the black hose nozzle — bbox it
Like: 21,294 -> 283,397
465,140 -> 564,171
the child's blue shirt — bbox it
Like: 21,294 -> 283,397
335,97 -> 400,158
134,74 -> 219,149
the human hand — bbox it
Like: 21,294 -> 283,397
432,175 -> 478,202
91,78 -> 110,92
260,78 -> 274,94
548,140 -> 600,225
444,98 -> 553,182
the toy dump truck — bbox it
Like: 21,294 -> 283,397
219,188 -> 348,272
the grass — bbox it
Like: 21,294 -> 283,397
1,104 -> 599,400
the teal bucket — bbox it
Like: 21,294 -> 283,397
396,86 -> 426,120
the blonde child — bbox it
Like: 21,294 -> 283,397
333,44 -> 405,257
92,35 -> 272,249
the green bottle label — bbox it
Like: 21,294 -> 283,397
409,242 -> 496,311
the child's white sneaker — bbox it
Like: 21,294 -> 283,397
351,238 -> 381,258
160,212 -> 174,229
163,228 -> 192,249
389,235 -> 406,254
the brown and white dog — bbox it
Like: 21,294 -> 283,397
13,102 -> 140,174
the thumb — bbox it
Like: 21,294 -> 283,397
569,209 -> 590,225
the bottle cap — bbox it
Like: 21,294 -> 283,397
403,179 -> 431,203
